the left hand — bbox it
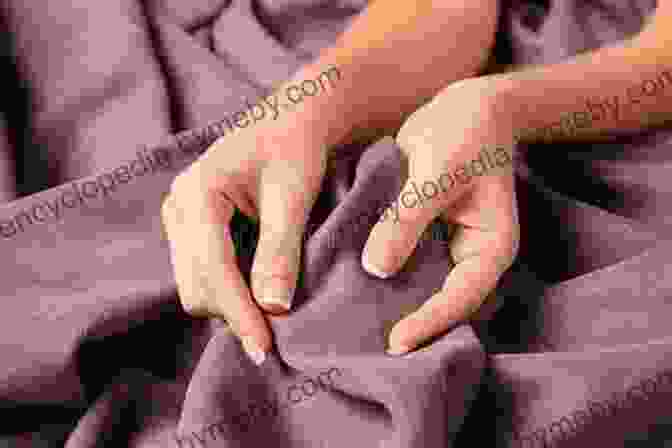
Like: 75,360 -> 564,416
360,77 -> 521,355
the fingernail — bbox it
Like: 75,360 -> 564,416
260,295 -> 293,311
241,336 -> 267,366
362,255 -> 391,279
386,344 -> 413,356
259,285 -> 294,312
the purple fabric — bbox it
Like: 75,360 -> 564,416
0,0 -> 670,446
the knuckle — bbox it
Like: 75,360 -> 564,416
166,167 -> 219,223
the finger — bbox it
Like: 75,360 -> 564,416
200,183 -> 275,363
166,171 -> 273,365
386,251 -> 506,355
251,159 -> 323,313
387,209 -> 519,355
361,161 -> 468,279
162,192 -> 211,318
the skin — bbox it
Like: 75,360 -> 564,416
161,0 -> 499,363
370,83 -> 520,355
380,1 -> 672,354
163,0 -> 672,361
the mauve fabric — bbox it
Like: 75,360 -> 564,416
0,0 -> 670,447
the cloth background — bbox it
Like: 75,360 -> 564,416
0,0 -> 671,446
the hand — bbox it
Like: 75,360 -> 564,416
360,77 -> 520,355
161,114 -> 328,365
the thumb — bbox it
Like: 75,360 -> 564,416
251,159 -> 323,313
361,163 -> 466,279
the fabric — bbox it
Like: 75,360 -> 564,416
0,0 -> 670,446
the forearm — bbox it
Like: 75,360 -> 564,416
488,9 -> 672,144
275,0 -> 498,150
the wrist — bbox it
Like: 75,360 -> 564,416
467,72 -> 556,148
266,66 -> 346,155
445,74 -> 522,147
256,94 -> 332,161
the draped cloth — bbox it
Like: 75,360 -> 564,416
0,0 -> 670,446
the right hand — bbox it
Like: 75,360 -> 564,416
362,77 -> 520,355
161,116 -> 328,365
